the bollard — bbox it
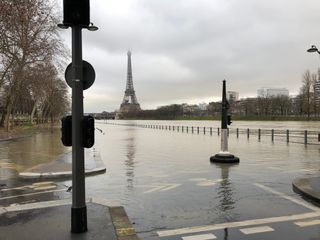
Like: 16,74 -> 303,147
192,126 -> 194,133
271,129 -> 274,142
236,128 -> 239,138
258,128 -> 261,141
204,127 -> 206,135
169,126 -> 171,130
218,127 -> 220,136
286,129 -> 289,143
247,128 -> 250,139
187,126 -> 188,133
227,128 -> 229,136
210,127 -> 212,135
177,126 -> 179,132
304,130 -> 308,145
197,127 -> 199,134
173,126 -> 175,131
182,126 -> 184,132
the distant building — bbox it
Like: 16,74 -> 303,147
257,87 -> 289,98
227,91 -> 239,102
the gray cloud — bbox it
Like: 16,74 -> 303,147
58,0 -> 320,112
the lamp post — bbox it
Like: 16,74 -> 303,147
307,45 -> 320,116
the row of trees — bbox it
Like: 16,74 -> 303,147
0,0 -> 69,130
120,69 -> 320,120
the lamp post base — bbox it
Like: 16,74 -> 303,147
71,206 -> 87,233
210,152 -> 240,164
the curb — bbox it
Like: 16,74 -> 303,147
110,206 -> 140,240
292,177 -> 320,205
19,167 -> 106,180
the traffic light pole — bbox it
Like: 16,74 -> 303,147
71,26 -> 87,233
221,80 -> 228,152
210,80 -> 239,164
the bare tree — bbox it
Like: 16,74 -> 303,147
0,0 -> 65,130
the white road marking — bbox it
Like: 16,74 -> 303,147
1,181 -> 56,192
240,226 -> 274,235
159,184 -> 181,192
189,178 -> 207,182
294,219 -> 320,227
196,179 -> 223,187
0,189 -> 66,201
157,211 -> 320,237
254,183 -> 320,211
143,184 -> 181,194
182,233 -> 217,240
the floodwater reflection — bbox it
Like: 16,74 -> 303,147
215,163 -> 237,215
124,127 -> 136,189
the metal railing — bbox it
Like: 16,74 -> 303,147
105,122 -> 320,145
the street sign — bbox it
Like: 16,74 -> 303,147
65,60 -> 95,90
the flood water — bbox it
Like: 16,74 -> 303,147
87,120 -> 320,236
1,120 -> 320,238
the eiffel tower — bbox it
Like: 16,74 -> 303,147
119,51 -> 141,113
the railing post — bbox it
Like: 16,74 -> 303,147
247,128 -> 250,139
218,127 -> 220,136
182,126 -> 184,132
210,127 -> 212,135
271,129 -> 274,142
236,128 -> 239,138
304,130 -> 308,145
197,127 -> 199,134
204,127 -> 206,135
286,129 -> 289,143
192,126 -> 194,133
258,128 -> 261,141
187,126 -> 188,133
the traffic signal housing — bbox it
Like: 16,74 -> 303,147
63,0 -> 90,27
227,115 -> 232,125
83,115 -> 94,148
61,115 -> 72,146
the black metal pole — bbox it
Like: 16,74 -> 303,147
71,26 -> 87,233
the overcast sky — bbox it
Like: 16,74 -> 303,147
58,0 -> 320,113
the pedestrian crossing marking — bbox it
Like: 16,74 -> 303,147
182,233 -> 217,240
294,219 -> 320,227
240,226 -> 274,235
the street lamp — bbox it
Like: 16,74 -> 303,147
307,45 -> 320,54
307,44 -> 320,116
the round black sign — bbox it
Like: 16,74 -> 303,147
65,60 -> 95,90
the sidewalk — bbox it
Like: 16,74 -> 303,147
292,176 -> 320,205
0,198 -> 139,240
19,149 -> 106,179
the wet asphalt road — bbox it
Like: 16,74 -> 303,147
1,120 -> 320,240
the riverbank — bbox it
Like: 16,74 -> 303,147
123,115 -> 320,121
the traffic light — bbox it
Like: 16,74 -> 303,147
63,0 -> 90,27
61,115 -> 72,146
82,115 -> 94,148
227,115 -> 232,125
